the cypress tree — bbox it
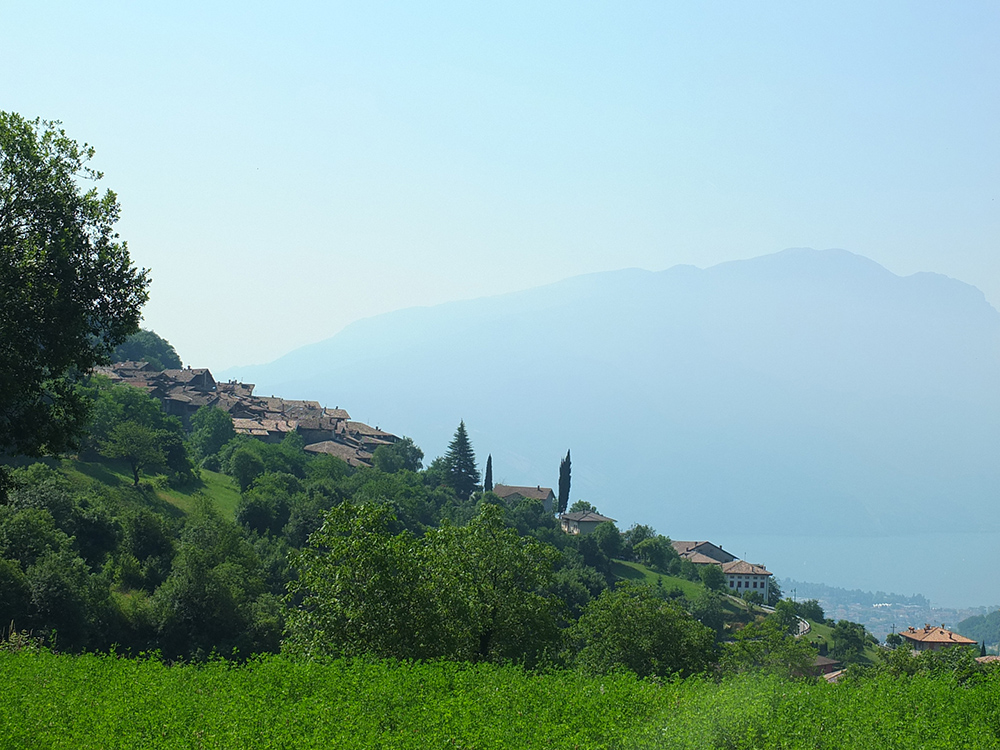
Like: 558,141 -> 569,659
444,420 -> 480,501
557,449 -> 571,514
484,454 -> 493,493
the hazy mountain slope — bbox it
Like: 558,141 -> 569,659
223,248 -> 1000,540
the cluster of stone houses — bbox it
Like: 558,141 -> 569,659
94,361 -> 399,467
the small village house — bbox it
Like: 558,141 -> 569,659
899,625 -> 977,652
492,484 -> 557,513
559,510 -> 616,535
671,540 -> 738,565
720,560 -> 772,600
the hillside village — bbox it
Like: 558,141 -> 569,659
95,361 -> 400,468
97,360 -> 787,600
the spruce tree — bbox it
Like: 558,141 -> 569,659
558,449 -> 571,514
444,420 -> 480,501
484,454 -> 493,493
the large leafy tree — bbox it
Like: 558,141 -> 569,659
719,618 -> 818,678
568,583 -> 717,678
372,436 -> 424,473
100,421 -> 166,486
443,420 -> 480,501
286,503 -> 561,665
0,113 -> 149,465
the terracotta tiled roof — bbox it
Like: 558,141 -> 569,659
493,484 -> 555,501
899,625 -> 976,646
721,560 -> 772,576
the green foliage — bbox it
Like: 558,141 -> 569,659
0,652 -> 678,749
958,608 -> 1000,647
769,599 -> 801,635
622,523 -> 657,557
111,328 -> 182,370
591,521 -> 624,559
188,406 -> 235,462
222,434 -> 308,485
506,497 -> 560,539
0,113 -> 149,462
8,652 -> 1000,748
568,499 -> 597,513
152,504 -> 276,659
689,590 -> 727,638
372,436 -> 424,473
568,582 -> 717,678
794,598 -> 825,623
863,641 -> 986,684
100,421 -> 167,485
286,503 -> 561,665
229,446 -> 266,492
830,618 -> 873,663
285,501 -> 452,660
699,563 -> 727,592
720,618 -> 818,678
766,577 -> 782,606
235,472 -> 299,536
634,534 -> 678,573
483,453 -> 493,492
442,420 -> 480,500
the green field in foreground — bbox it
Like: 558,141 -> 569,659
4,651 -> 1000,749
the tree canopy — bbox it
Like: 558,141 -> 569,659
0,113 -> 149,463
112,329 -> 182,371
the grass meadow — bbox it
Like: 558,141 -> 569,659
4,650 -> 1000,749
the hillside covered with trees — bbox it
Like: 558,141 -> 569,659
5,111 -> 1000,747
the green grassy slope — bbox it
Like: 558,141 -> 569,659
57,457 -> 241,519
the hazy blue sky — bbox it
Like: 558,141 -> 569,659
4,1 -> 998,369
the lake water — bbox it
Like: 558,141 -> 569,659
718,531 -> 1000,609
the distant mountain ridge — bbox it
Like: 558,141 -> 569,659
223,248 -> 1000,544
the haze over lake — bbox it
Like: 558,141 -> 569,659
226,248 -> 1000,608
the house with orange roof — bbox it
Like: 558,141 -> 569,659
899,625 -> 977,652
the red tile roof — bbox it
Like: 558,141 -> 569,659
899,625 -> 976,646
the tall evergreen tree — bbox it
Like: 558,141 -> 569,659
484,454 -> 493,493
557,450 -> 571,514
444,421 -> 480,501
